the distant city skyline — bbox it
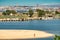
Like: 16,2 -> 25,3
0,0 -> 60,6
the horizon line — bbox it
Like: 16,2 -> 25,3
0,3 -> 60,7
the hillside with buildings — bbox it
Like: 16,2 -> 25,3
0,5 -> 60,21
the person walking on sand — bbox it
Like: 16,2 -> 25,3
33,33 -> 36,40
34,33 -> 35,38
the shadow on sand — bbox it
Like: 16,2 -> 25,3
0,37 -> 54,40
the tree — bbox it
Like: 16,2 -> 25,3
28,9 -> 34,17
54,35 -> 60,40
2,10 -> 17,15
36,9 -> 45,17
11,10 -> 17,14
45,11 -> 50,14
6,10 -> 11,15
2,11 -> 7,15
55,11 -> 60,14
2,10 -> 11,15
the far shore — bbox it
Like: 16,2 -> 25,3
0,30 -> 54,39
0,17 -> 54,22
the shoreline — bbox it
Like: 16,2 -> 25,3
0,17 -> 55,21
0,30 -> 54,39
0,17 -> 41,21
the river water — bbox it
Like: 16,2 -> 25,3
0,19 -> 60,40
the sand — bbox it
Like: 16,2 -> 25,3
0,30 -> 54,39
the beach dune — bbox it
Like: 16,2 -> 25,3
0,30 -> 54,39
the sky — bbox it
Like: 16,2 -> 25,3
0,0 -> 60,6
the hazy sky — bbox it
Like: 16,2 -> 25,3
0,0 -> 60,6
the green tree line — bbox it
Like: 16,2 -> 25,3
2,10 -> 17,15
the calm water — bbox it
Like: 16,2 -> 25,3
0,19 -> 60,40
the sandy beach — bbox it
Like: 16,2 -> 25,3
0,30 -> 54,39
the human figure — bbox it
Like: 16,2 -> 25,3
34,33 -> 35,37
